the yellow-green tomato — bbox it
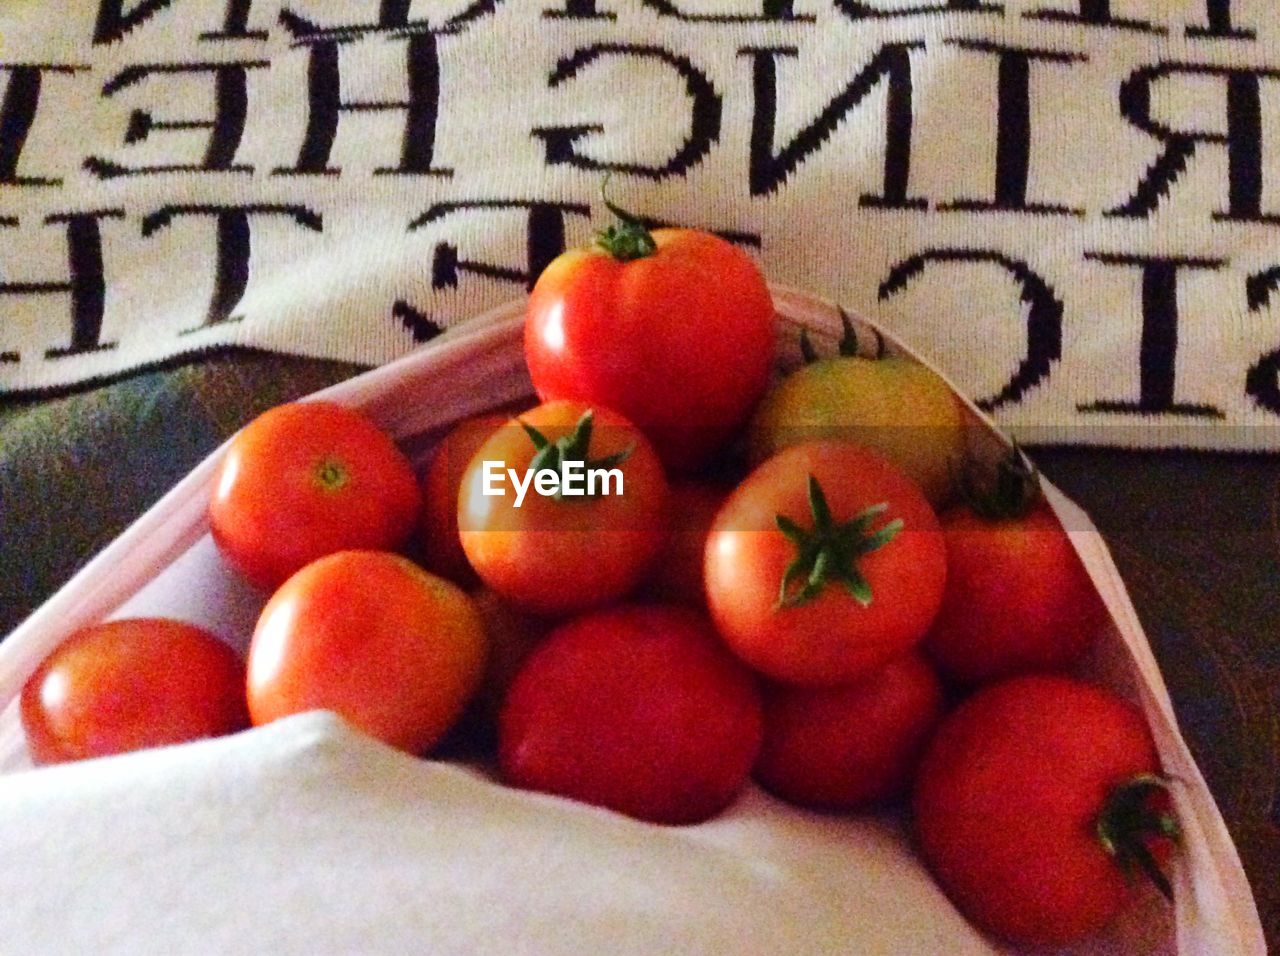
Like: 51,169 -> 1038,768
748,357 -> 966,507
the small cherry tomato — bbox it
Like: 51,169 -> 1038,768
705,442 -> 947,686
525,214 -> 775,473
210,401 -> 420,591
499,604 -> 763,825
754,651 -> 945,811
924,455 -> 1107,684
21,618 -> 248,765
247,551 -> 487,754
458,400 -> 668,616
913,675 -> 1177,946
416,412 -> 510,586
749,315 -> 966,508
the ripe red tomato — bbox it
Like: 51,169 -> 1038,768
21,618 -> 247,765
641,481 -> 728,607
925,500 -> 1107,685
210,401 -> 420,591
705,442 -> 947,686
913,675 -> 1177,946
247,551 -> 487,754
458,400 -> 668,616
416,412 -> 510,586
754,651 -> 944,811
525,225 -> 775,473
499,604 -> 763,825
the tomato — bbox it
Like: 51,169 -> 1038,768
499,604 -> 763,825
749,319 -> 966,508
416,412 -> 510,586
21,618 -> 247,765
705,442 -> 947,686
525,222 -> 775,473
913,675 -> 1177,946
210,401 -> 420,591
640,481 -> 728,607
926,499 -> 1106,685
458,400 -> 668,616
754,651 -> 944,811
247,551 -> 487,755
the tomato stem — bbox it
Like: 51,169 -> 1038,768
1096,773 -> 1180,902
313,458 -> 350,493
774,475 -> 902,610
957,445 -> 1041,520
595,176 -> 658,262
519,410 -> 634,501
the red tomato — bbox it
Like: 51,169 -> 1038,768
754,651 -> 944,811
458,400 -> 668,616
705,442 -> 947,686
210,401 -> 420,591
913,675 -> 1177,946
499,604 -> 763,825
924,501 -> 1107,685
21,618 -> 247,765
416,412 -> 510,586
641,481 -> 728,607
525,226 -> 775,473
247,551 -> 487,754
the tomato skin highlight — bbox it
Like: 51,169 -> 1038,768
21,618 -> 248,765
705,442 -> 947,686
924,502 -> 1107,685
754,651 -> 945,811
247,551 -> 487,755
525,230 -> 775,473
498,604 -> 763,825
457,400 -> 668,616
416,412 -> 510,587
210,401 -> 421,591
912,675 -> 1168,946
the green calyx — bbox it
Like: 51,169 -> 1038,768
519,410 -> 633,500
1096,773 -> 1181,902
774,475 -> 903,610
799,307 -> 888,364
959,444 -> 1042,520
595,178 -> 657,262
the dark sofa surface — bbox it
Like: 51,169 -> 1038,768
1,351 -> 1276,949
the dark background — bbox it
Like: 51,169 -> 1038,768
1,351 -> 1276,949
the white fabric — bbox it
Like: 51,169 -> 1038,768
3,1 -> 1280,448
0,291 -> 1264,954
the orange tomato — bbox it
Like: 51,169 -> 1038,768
246,551 -> 486,754
210,401 -> 420,591
21,618 -> 248,765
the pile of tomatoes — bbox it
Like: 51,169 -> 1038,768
19,209 -> 1179,949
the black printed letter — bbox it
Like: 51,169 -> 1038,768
274,35 -> 452,177
741,43 -> 924,204
0,210 -> 126,359
879,250 -> 1063,410
1025,0 -> 1160,33
836,0 -> 999,20
640,0 -> 812,22
85,62 -> 269,179
0,64 -> 87,187
1109,64 -> 1280,222
533,46 -> 721,181
941,41 -> 1086,216
1078,254 -> 1226,417
140,204 -> 323,333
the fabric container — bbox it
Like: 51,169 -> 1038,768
0,289 -> 1264,955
